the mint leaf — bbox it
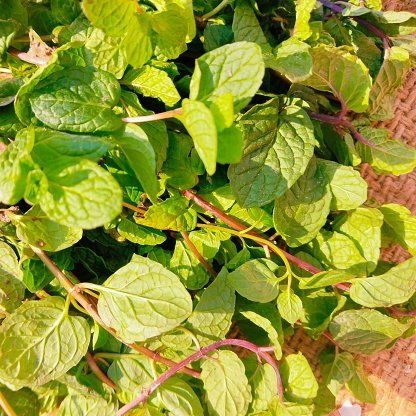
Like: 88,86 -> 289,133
51,0 -> 81,26
367,46 -> 411,120
356,127 -> 416,175
280,352 -> 318,404
189,41 -> 264,112
201,350 -> 251,416
228,98 -> 315,207
248,363 -> 278,413
299,270 -> 355,289
299,46 -> 372,112
277,289 -> 303,325
121,65 -> 181,107
350,256 -> 416,307
117,217 -> 166,246
0,78 -> 23,107
227,259 -> 280,303
217,124 -> 244,165
30,66 -> 122,133
322,352 -> 355,396
0,386 -> 40,416
95,255 -> 192,343
345,361 -> 377,404
293,0 -> 316,41
135,197 -> 197,231
273,157 -> 331,247
177,98 -> 217,175
0,297 -> 89,388
329,309 -> 411,355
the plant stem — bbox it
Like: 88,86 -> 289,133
116,339 -> 281,416
183,190 -> 321,275
85,351 -> 117,390
201,0 -> 229,20
0,391 -> 17,416
122,202 -> 147,215
121,108 -> 182,123
7,46 -> 48,66
29,245 -> 200,379
13,34 -> 53,42
180,231 -> 218,277
386,307 -> 416,317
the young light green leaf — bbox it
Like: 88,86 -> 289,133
350,256 -> 416,307
345,361 -> 377,404
317,159 -> 368,211
189,41 -> 264,112
322,352 -> 355,396
367,46 -> 411,120
0,386 -> 40,416
117,217 -> 166,246
135,197 -> 197,231
356,127 -> 416,175
293,0 -> 316,41
249,363 -> 279,413
229,203 -> 274,232
186,268 -> 235,347
329,309 -> 411,355
189,229 -> 221,259
299,270 -> 355,289
95,255 -> 192,343
227,259 -> 280,302
177,98 -> 217,175
217,124 -> 244,165
332,208 -> 383,273
121,66 -> 181,106
299,46 -> 372,112
273,157 -> 331,247
0,296 -> 89,388
30,66 -> 122,133
380,203 -> 416,255
280,352 -> 318,404
228,98 -> 315,207
277,289 -> 303,325
113,123 -> 158,204
201,350 -> 251,416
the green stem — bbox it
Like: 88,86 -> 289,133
0,391 -> 17,416
201,0 -> 230,20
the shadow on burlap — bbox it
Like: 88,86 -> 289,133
285,1 -> 416,414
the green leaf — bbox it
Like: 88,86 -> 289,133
317,159 -> 367,211
121,66 -> 181,107
201,350 -> 251,416
367,46 -> 411,120
39,160 -> 123,229
30,66 -> 122,133
345,361 -> 377,404
95,255 -> 192,343
189,229 -> 221,259
51,0 -> 81,25
117,217 -> 166,246
113,123 -> 159,204
322,352 -> 355,396
329,308 -> 411,355
189,41 -> 265,112
9,205 -> 82,252
177,99 -> 217,175
277,289 -> 303,325
380,203 -> 416,255
186,268 -> 235,347
299,270 -> 355,289
293,0 -> 316,41
280,352 -> 318,404
0,241 -> 25,316
0,386 -> 40,416
227,259 -> 280,302
135,197 -> 197,231
228,98 -> 315,208
228,203 -> 274,232
249,363 -> 279,413
332,208 -> 383,273
356,127 -> 416,175
299,46 -> 372,112
350,256 -> 416,307
217,124 -> 244,165
273,156 -> 332,247
161,131 -> 204,190
0,78 -> 23,107
0,296 -> 89,388
0,19 -> 17,55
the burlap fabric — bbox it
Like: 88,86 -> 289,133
285,1 -> 416,414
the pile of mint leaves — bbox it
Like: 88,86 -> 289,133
1,0 -> 416,414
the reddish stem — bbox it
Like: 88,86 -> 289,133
116,339 -> 281,416
386,307 -> 416,317
121,108 -> 182,123
85,351 -> 117,390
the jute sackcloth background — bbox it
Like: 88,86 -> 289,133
285,1 -> 416,414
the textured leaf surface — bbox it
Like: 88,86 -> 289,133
345,361 -> 377,404
117,217 -> 166,246
329,309 -> 411,355
228,98 -> 315,207
273,158 -> 331,247
350,256 -> 416,307
30,66 -> 122,133
0,297 -> 89,388
135,197 -> 197,231
227,259 -> 280,302
293,0 -> 316,41
189,41 -> 264,112
96,255 -> 192,342
322,352 -> 355,396
277,289 -> 303,325
186,268 -> 235,346
299,270 -> 355,289
0,386 -> 40,416
201,350 -> 251,416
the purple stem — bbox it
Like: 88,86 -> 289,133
116,339 -> 282,416
386,307 -> 416,317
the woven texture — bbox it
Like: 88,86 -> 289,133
285,1 -> 416,414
